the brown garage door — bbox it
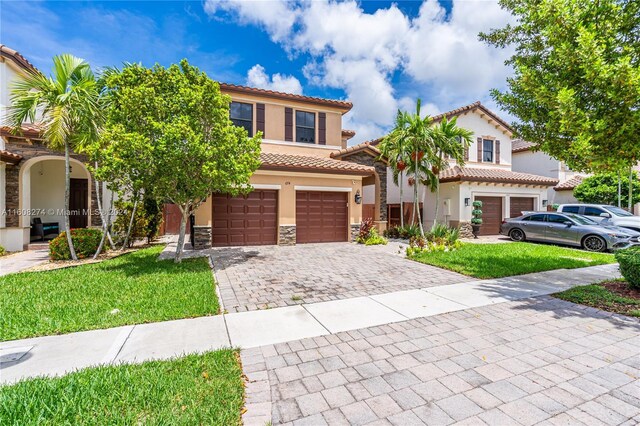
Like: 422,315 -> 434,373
211,190 -> 277,247
296,191 -> 348,244
475,196 -> 503,236
510,197 -> 535,218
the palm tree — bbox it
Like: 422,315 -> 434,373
7,54 -> 103,260
378,110 -> 411,227
430,117 -> 473,227
391,99 -> 436,237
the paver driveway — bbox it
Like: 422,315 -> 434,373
242,296 -> 640,425
208,242 -> 472,313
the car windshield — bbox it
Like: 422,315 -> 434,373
563,213 -> 597,225
603,206 -> 634,217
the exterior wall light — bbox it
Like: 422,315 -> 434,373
355,190 -> 362,204
464,198 -> 470,207
542,199 -> 548,208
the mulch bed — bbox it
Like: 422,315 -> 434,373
602,280 -> 640,299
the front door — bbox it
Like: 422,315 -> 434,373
69,178 -> 88,228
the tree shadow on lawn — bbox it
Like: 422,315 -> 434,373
96,249 -> 213,278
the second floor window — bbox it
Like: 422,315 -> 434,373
230,102 -> 253,136
296,111 -> 315,143
482,139 -> 494,162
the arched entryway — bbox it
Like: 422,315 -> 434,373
19,156 -> 93,236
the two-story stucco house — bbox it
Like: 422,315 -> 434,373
362,102 -> 559,235
1,45 -> 385,252
190,84 -> 383,248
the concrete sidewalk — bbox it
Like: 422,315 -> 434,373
0,263 -> 621,384
0,249 -> 49,276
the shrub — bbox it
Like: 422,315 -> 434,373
357,218 -> 374,242
112,195 -> 162,247
364,228 -> 388,246
357,220 -> 388,245
471,200 -> 483,225
0,245 -> 6,256
407,225 -> 462,256
615,246 -> 640,289
49,228 -> 104,260
384,224 -> 421,239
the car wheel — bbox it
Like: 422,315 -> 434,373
582,235 -> 607,252
509,228 -> 525,242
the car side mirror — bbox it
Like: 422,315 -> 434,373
564,221 -> 573,226
600,212 -> 611,218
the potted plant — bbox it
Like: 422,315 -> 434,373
471,200 -> 483,238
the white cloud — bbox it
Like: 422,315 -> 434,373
203,0 -> 515,143
246,64 -> 303,94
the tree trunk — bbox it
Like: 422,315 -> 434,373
416,176 -> 424,237
64,141 -> 78,261
433,183 -> 440,229
399,171 -> 404,228
93,164 -> 107,259
121,195 -> 139,250
629,166 -> 634,211
106,191 -> 116,250
174,205 -> 190,264
618,170 -> 622,207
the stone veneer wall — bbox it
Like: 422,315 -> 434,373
341,152 -> 387,222
193,226 -> 212,249
278,225 -> 296,246
458,222 -> 475,239
350,224 -> 361,242
3,139 -> 101,228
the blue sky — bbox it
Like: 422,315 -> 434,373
1,0 -> 514,143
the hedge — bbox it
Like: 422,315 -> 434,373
49,228 -> 104,260
615,246 -> 640,289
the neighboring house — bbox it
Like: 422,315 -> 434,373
511,139 -> 588,206
360,102 -> 559,235
0,45 -> 104,252
190,84 -> 382,248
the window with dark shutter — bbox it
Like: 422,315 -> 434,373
495,140 -> 501,164
295,111 -> 315,143
230,102 -> 253,136
318,112 -> 326,145
476,137 -> 482,162
256,103 -> 265,136
285,107 -> 293,141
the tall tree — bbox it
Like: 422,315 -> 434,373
480,0 -> 640,173
574,172 -> 640,206
101,60 -> 261,262
430,118 -> 473,227
7,54 -> 103,260
378,111 -> 411,227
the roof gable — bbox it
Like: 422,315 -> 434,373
432,101 -> 513,136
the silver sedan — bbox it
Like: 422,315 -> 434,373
500,212 -> 640,252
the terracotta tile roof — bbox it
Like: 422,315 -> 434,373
0,45 -> 39,74
431,101 -> 513,134
341,129 -> 356,139
219,83 -> 353,112
0,149 -> 23,165
260,152 -> 375,176
512,139 -> 536,153
330,139 -> 382,160
554,175 -> 585,191
0,123 -> 44,139
439,166 -> 559,186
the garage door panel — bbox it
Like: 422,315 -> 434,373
510,197 -> 535,218
475,196 -> 503,236
211,190 -> 278,247
296,191 -> 348,244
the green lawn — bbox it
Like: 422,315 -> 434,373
409,242 -> 615,279
554,283 -> 640,317
0,349 -> 243,426
0,245 -> 219,341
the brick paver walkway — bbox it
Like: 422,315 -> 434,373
242,297 -> 640,425
208,242 -> 472,313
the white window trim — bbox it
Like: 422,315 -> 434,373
294,185 -> 352,192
